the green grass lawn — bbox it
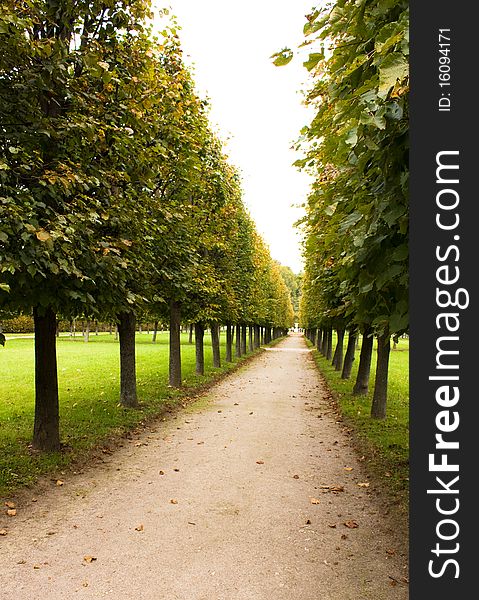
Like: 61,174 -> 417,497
0,331 -> 255,497
308,334 -> 409,513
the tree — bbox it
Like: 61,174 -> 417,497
285,0 -> 409,417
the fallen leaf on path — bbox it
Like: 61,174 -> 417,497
82,582 -> 89,588
17,560 -> 26,564
56,480 -> 64,486
293,474 -> 300,479
305,519 -> 311,525
234,403 -> 239,406
343,467 -> 353,472
6,509 -> 16,517
385,471 -> 391,477
135,524 -> 144,532
33,564 -> 41,569
197,441 -> 204,445
310,498 -> 320,505
343,520 -> 358,529
159,471 -> 165,476
83,555 -> 97,563
173,468 -> 180,472
188,522 -> 196,525
341,534 -> 348,540
386,548 -> 396,555
170,499 -> 178,504
320,485 -> 344,493
256,460 -> 264,465
0,529 -> 7,536
328,523 -> 337,528
249,412 -> 253,415
357,482 -> 370,488
4,501 -> 15,509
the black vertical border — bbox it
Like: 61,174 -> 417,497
410,1 -> 477,597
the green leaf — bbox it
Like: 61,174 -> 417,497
303,52 -> 324,71
378,52 -> 408,97
271,49 -> 294,67
345,127 -> 358,146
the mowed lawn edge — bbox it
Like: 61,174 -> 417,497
0,332 -> 284,499
305,335 -> 409,519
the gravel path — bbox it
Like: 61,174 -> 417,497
0,334 -> 408,599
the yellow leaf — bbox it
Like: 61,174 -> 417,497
83,555 -> 97,563
310,498 -> 320,505
36,229 -> 51,242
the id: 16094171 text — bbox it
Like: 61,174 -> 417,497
438,28 -> 451,112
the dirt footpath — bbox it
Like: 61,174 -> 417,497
0,334 -> 408,599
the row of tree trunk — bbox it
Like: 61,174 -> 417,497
32,301 -> 288,451
304,325 -> 390,419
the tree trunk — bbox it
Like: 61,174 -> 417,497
226,323 -> 233,362
152,320 -> 158,343
211,322 -> 221,368
326,328 -> 333,360
195,322 -> 205,375
138,323 -> 142,334
235,324 -> 241,358
371,331 -> 391,419
332,328 -> 345,371
169,300 -> 182,387
248,326 -> 253,353
353,327 -> 374,396
254,324 -> 260,349
316,328 -> 322,351
188,323 -> 193,344
241,325 -> 247,354
264,327 -> 270,344
115,325 -> 119,341
118,311 -> 138,408
95,320 -> 99,335
109,323 -> 113,335
83,320 -> 90,343
341,329 -> 357,379
321,328 -> 328,355
260,327 -> 264,345
33,307 -> 61,451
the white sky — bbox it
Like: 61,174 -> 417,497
153,0 -> 315,274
